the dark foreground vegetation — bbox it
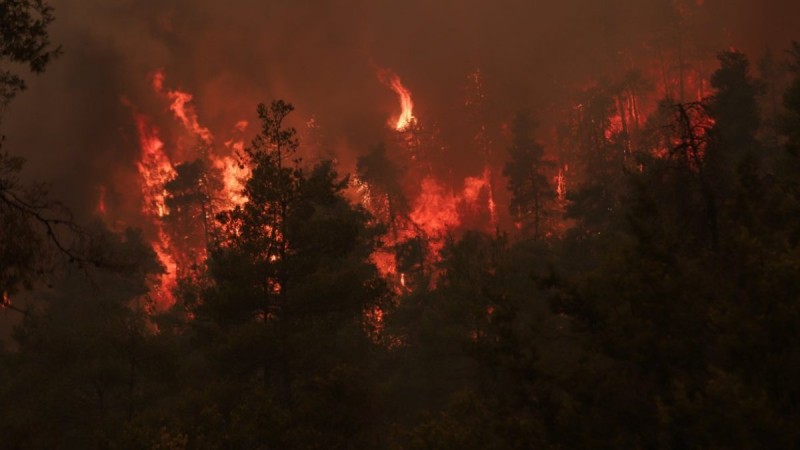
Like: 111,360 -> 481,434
3,2 -> 800,449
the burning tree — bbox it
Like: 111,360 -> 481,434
163,158 -> 224,277
357,142 -> 408,236
561,81 -> 641,239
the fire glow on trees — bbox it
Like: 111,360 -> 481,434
113,21 -> 722,305
352,69 -> 505,292
130,110 -> 179,308
98,0 -> 723,305
119,71 -> 251,308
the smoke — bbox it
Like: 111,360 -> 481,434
1,0 -> 797,219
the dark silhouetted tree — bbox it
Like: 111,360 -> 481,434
181,100 -> 388,448
0,0 -> 61,111
0,224 -> 163,448
503,110 -> 555,239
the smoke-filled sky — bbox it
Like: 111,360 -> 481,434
2,0 -> 798,220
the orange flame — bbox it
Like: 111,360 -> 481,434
371,249 -> 397,279
409,176 -> 460,239
379,69 -> 416,131
129,112 -> 179,308
154,71 -> 249,209
133,114 -> 176,218
152,70 -> 213,144
213,154 -> 249,208
217,122 -> 250,209
129,72 -> 257,308
151,230 -> 178,309
406,171 -> 495,257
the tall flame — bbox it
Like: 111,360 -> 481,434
379,69 -> 416,131
153,71 -> 248,210
130,112 -> 179,308
122,72 -> 253,309
133,113 -> 176,218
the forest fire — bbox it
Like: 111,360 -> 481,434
130,111 -> 179,307
120,43 -> 726,307
350,70 -> 506,289
133,113 -> 176,219
120,73 -> 254,307
154,71 -> 213,145
3,0 -> 800,448
94,0 -> 737,308
122,45 -> 725,304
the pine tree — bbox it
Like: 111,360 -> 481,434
186,100 -> 388,447
503,110 -> 555,240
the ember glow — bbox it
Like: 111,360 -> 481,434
555,165 -> 567,201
